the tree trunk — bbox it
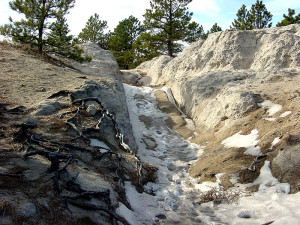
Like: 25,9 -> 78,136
167,40 -> 173,57
38,29 -> 43,54
38,0 -> 47,54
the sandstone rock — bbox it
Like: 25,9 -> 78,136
85,100 -> 101,116
135,24 -> 300,131
65,43 -> 138,152
134,25 -> 300,190
68,43 -> 120,77
135,55 -> 173,85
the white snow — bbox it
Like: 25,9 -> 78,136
214,161 -> 296,225
279,111 -> 292,117
264,117 -> 276,121
221,129 -> 261,156
270,137 -> 281,149
258,100 -> 282,116
118,84 -> 300,225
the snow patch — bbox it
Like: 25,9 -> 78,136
279,111 -> 292,117
222,129 -> 261,156
258,100 -> 282,116
270,137 -> 281,149
264,118 -> 276,121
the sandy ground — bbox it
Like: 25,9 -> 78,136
0,42 -> 105,107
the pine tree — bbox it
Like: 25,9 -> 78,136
231,1 -> 272,30
209,23 -> 222,33
249,0 -> 272,29
277,8 -> 300,27
185,21 -> 205,43
231,4 -> 253,30
78,13 -> 108,46
109,16 -> 144,69
0,0 -> 75,54
47,13 -> 91,62
143,0 -> 198,57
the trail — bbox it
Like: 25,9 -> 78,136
117,84 -> 222,225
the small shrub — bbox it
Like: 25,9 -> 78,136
197,187 -> 240,205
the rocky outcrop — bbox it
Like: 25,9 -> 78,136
0,42 -> 159,224
70,43 -> 120,77
62,43 -> 137,152
135,24 -> 300,192
135,55 -> 173,85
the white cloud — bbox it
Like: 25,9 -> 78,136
189,0 -> 221,17
66,0 -> 150,35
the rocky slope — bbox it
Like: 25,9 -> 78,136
0,42 -> 156,225
132,24 -> 300,193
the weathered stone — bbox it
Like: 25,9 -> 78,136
21,203 -> 37,217
32,99 -> 67,116
68,43 -> 120,77
71,80 -> 137,152
135,55 -> 173,85
119,70 -> 142,85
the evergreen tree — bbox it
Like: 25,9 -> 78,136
0,0 -> 75,53
185,21 -> 205,43
78,13 -> 108,46
133,32 -> 163,65
231,4 -> 252,30
249,0 -> 272,29
143,0 -> 197,57
277,8 -> 300,26
47,14 -> 91,62
209,23 -> 222,33
201,23 -> 222,40
231,1 -> 272,30
109,16 -> 144,69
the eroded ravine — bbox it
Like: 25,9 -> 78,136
116,84 -> 225,225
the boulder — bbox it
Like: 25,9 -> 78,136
272,145 -> 300,193
71,80 -> 138,152
65,43 -> 138,152
68,43 -> 120,77
119,70 -> 142,85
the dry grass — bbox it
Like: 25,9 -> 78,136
197,187 -> 240,205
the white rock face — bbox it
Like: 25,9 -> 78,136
135,55 -> 173,85
136,24 -> 300,130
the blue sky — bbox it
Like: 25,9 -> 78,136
0,0 -> 300,36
